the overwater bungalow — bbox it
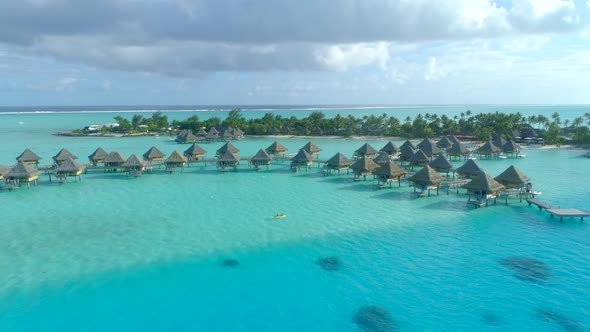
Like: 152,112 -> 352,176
0,165 -> 9,181
436,136 -> 453,149
206,128 -> 219,142
350,156 -> 379,181
88,147 -> 109,165
408,165 -> 446,197
266,141 -> 288,157
217,150 -> 240,171
222,129 -> 234,141
250,149 -> 273,171
16,148 -> 42,166
165,150 -> 188,172
183,143 -> 207,161
502,140 -> 521,158
380,141 -> 399,156
429,154 -> 454,176
398,144 -> 416,163
233,128 -> 245,139
290,149 -> 314,171
302,141 -> 322,157
464,171 -> 505,207
417,138 -> 442,157
195,128 -> 208,139
448,135 -> 461,145
374,160 -> 406,188
122,154 -> 147,176
373,151 -> 391,165
494,165 -> 530,198
455,159 -> 484,179
5,161 -> 41,187
493,135 -> 507,150
475,141 -> 502,159
52,148 -> 78,166
400,139 -> 416,150
175,130 -> 196,143
55,157 -> 85,182
409,150 -> 430,169
353,143 -> 378,159
325,152 -> 353,175
446,142 -> 471,161
216,142 -> 239,157
143,146 -> 166,162
104,151 -> 127,170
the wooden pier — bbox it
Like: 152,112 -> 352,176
526,198 -> 589,221
526,198 -> 555,211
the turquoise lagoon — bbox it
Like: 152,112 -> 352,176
1,106 -> 590,331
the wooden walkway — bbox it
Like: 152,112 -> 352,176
526,198 -> 589,221
526,198 -> 555,210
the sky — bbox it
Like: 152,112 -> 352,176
1,0 -> 590,106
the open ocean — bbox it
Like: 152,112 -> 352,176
1,105 -> 590,331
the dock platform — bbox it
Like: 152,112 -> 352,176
546,208 -> 590,221
526,198 -> 555,211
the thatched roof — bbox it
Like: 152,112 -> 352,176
417,138 -> 442,156
104,151 -> 127,164
122,154 -> 146,168
16,148 -> 42,163
166,150 -> 188,164
350,156 -> 379,173
380,141 -> 399,155
373,151 -> 391,165
429,154 -> 454,171
463,171 -> 504,193
0,165 -> 10,176
266,141 -> 288,154
400,140 -> 416,150
325,152 -> 352,168
234,128 -> 244,137
88,147 -> 108,161
399,144 -> 416,161
216,142 -> 239,156
209,127 -> 219,135
222,130 -> 234,139
312,127 -> 323,136
217,150 -> 239,162
374,160 -> 406,178
206,130 -> 218,139
251,149 -> 272,162
493,135 -> 507,149
456,159 -> 484,177
53,148 -> 78,162
184,143 -> 207,157
446,142 -> 469,155
410,150 -> 430,165
56,157 -> 85,173
408,165 -> 445,187
302,141 -> 321,154
494,165 -> 530,187
476,141 -> 502,155
7,161 -> 41,178
354,143 -> 378,158
437,136 -> 453,148
196,128 -> 208,136
291,149 -> 314,163
184,131 -> 198,142
502,140 -> 521,153
448,135 -> 461,145
143,146 -> 166,160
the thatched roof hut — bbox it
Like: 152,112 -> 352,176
380,141 -> 399,155
0,165 -> 9,180
251,149 -> 272,169
56,157 -> 85,178
464,171 -> 504,194
122,154 -> 146,170
446,142 -> 470,158
350,156 -> 379,177
143,146 -> 166,161
216,142 -> 239,156
104,151 -> 127,167
437,136 -> 453,149
398,144 -> 416,162
373,151 -> 391,165
183,143 -> 207,160
88,147 -> 109,164
302,141 -> 322,156
429,154 -> 454,172
176,130 -> 198,143
353,143 -> 378,159
165,150 -> 188,171
409,150 -> 430,167
222,129 -> 234,141
400,139 -> 416,150
417,138 -> 442,157
53,148 -> 78,164
325,152 -> 353,171
494,165 -> 530,188
206,128 -> 219,141
266,141 -> 288,155
233,128 -> 245,139
476,141 -> 502,157
196,128 -> 208,138
374,160 -> 406,181
217,150 -> 239,170
408,165 -> 445,188
502,140 -> 521,154
290,149 -> 314,168
455,159 -> 484,178
493,135 -> 507,149
312,127 -> 323,136
448,135 -> 461,145
6,161 -> 41,183
16,148 -> 42,165
209,127 -> 219,135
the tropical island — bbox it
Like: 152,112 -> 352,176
59,109 -> 590,146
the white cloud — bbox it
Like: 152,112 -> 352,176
314,42 -> 390,71
424,57 -> 446,81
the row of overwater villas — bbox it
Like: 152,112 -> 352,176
175,127 -> 244,143
1,137 -> 532,205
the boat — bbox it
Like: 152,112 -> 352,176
272,214 -> 287,219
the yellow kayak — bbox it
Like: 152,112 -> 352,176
272,214 -> 287,219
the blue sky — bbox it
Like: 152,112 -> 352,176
1,0 -> 590,106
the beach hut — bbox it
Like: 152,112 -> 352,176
446,142 -> 471,160
302,141 -> 322,157
52,148 -> 78,165
55,157 -> 85,182
5,161 -> 41,187
464,171 -> 505,207
266,141 -> 288,157
373,151 -> 391,165
429,154 -> 454,175
398,143 -> 416,163
0,165 -> 9,181
250,149 -> 273,171
122,154 -> 146,176
217,150 -> 240,171
183,143 -> 207,161
353,143 -> 378,159
88,147 -> 109,165
104,151 -> 127,170
502,140 -> 521,158
165,150 -> 188,172
350,156 -> 379,181
290,149 -> 314,171
437,136 -> 453,149
374,160 -> 407,188
408,165 -> 446,196
417,138 -> 442,157
216,142 -> 239,157
325,152 -> 353,175
16,148 -> 42,166
475,141 -> 502,159
380,141 -> 399,156
455,159 -> 484,179
143,146 -> 166,162
409,150 -> 430,169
